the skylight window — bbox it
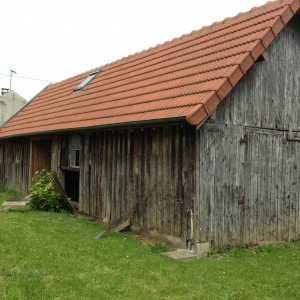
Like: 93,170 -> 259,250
74,70 -> 101,91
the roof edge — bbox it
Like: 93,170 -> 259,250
0,116 -> 187,139
186,92 -> 221,126
0,84 -> 51,130
54,1 -> 296,82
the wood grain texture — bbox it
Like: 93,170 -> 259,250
0,137 -> 30,195
195,16 -> 300,247
74,124 -> 195,238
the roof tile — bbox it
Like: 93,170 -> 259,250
0,0 -> 299,137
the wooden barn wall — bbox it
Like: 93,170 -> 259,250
195,15 -> 300,247
196,123 -> 300,247
214,15 -> 300,132
0,137 -> 30,195
80,125 -> 195,238
51,135 -> 62,174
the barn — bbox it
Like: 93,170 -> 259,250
0,0 -> 300,247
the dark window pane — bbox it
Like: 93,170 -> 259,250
74,70 -> 101,91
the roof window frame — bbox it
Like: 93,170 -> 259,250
74,70 -> 101,91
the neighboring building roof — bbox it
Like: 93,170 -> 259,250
0,90 -> 26,103
0,0 -> 299,138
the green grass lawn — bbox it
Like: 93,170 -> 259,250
1,190 -> 300,299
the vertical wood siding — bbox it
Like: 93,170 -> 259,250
81,125 -> 195,238
215,16 -> 300,132
51,135 -> 62,174
196,123 -> 300,247
31,139 -> 52,177
195,16 -> 300,247
0,137 -> 30,195
0,127 -> 195,239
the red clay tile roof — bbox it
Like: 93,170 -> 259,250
0,0 -> 299,137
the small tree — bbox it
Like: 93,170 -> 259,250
29,170 -> 66,212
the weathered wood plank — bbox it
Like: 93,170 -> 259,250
95,202 -> 137,239
115,219 -> 131,233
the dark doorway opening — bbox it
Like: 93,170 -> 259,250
64,170 -> 79,202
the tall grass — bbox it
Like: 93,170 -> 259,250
1,189 -> 300,299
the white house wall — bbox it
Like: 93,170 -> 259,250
0,91 -> 26,125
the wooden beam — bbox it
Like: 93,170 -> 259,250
94,202 -> 137,239
48,172 -> 74,213
114,219 -> 131,233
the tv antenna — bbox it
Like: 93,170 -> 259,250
10,70 -> 17,90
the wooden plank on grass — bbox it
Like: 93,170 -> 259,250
114,219 -> 131,233
48,172 -> 74,213
95,202 -> 137,239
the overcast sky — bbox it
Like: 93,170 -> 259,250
1,0 -> 270,101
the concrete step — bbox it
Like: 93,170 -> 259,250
162,249 -> 198,261
2,197 -> 31,207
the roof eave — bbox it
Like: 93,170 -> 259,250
0,116 -> 188,139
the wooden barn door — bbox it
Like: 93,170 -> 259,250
31,139 -> 52,178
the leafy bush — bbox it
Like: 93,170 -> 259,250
29,170 -> 66,212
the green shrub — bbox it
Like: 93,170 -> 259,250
29,170 -> 66,212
